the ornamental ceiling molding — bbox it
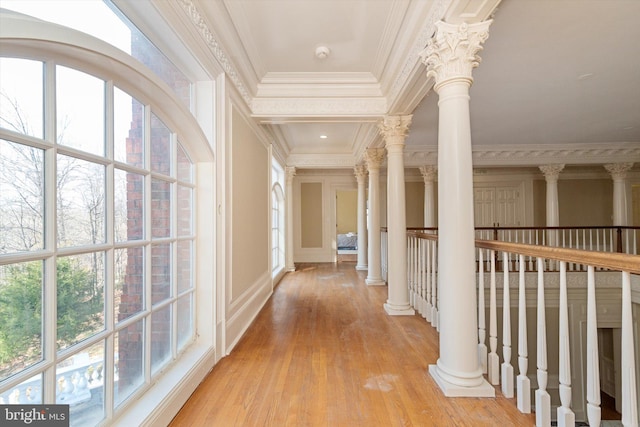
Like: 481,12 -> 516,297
286,153 -> 357,169
387,0 -> 452,103
178,0 -> 252,106
403,143 -> 640,167
251,97 -> 387,119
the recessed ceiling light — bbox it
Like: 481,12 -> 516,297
320,135 -> 328,139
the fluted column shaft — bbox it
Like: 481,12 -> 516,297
365,149 -> 385,285
420,165 -> 437,228
285,166 -> 296,271
420,19 -> 494,397
355,164 -> 368,270
380,115 -> 415,316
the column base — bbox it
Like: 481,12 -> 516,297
285,267 -> 296,272
366,277 -> 385,286
429,365 -> 495,397
355,264 -> 368,271
383,303 -> 415,316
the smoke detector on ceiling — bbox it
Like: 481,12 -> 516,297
315,45 -> 330,59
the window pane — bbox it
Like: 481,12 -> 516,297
0,58 -> 43,138
150,113 -> 171,175
114,169 -> 144,242
150,305 -> 171,375
114,247 -> 144,323
0,373 -> 42,404
56,341 -> 105,426
115,318 -> 144,407
56,66 -> 105,156
177,185 -> 192,237
177,144 -> 192,183
114,87 -> 144,168
0,261 -> 43,382
176,295 -> 193,352
151,178 -> 171,238
57,253 -> 105,350
151,243 -> 171,305
57,155 -> 105,248
0,140 -> 44,254
177,240 -> 192,294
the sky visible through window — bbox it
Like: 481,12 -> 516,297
0,0 -> 131,53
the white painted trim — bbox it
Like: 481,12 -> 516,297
225,272 -> 273,353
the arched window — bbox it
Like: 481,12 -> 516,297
0,9 -> 214,426
272,183 -> 285,274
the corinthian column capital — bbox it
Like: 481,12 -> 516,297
419,165 -> 437,182
419,20 -> 492,89
378,115 -> 412,150
354,164 -> 367,182
604,163 -> 634,180
539,164 -> 565,181
365,148 -> 385,171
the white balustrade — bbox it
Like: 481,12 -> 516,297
557,261 -> 574,426
404,229 -> 638,426
478,249 -> 487,374
586,265 -> 601,426
488,250 -> 499,385
502,251 -> 514,397
516,254 -> 530,413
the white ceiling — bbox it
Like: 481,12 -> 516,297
192,0 -> 640,169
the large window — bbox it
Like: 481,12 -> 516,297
0,21 -> 199,427
271,163 -> 285,275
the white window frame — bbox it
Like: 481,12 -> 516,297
0,11 -> 216,426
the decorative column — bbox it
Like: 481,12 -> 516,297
284,166 -> 296,272
365,148 -> 385,286
380,115 -> 415,316
604,163 -> 634,226
539,164 -> 564,247
354,164 -> 368,270
419,165 -> 437,228
420,20 -> 494,397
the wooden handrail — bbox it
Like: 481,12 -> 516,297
475,239 -> 640,275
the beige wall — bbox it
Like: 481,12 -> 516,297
336,190 -> 357,234
405,181 -> 425,228
301,182 -> 323,248
231,107 -> 269,296
532,179 -> 546,226
558,179 -> 613,226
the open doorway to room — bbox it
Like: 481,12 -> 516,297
598,328 -> 623,421
336,189 -> 358,263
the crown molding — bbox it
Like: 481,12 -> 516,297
251,97 -> 387,119
286,153 -> 357,169
256,72 -> 383,98
177,0 -> 253,105
403,142 -> 640,167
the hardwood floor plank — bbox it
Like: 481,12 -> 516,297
170,262 -> 535,426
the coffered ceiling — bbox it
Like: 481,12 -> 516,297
163,0 -> 640,169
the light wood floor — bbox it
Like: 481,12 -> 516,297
170,262 -> 536,426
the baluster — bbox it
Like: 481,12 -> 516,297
502,251 -> 514,397
517,254 -> 530,413
425,239 -> 432,322
488,249 -> 500,385
419,239 -> 425,316
431,240 -> 438,331
536,257 -> 551,427
557,261 -> 575,426
478,249 -> 487,374
621,271 -> 638,426
586,265 -> 601,426
407,236 -> 415,308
